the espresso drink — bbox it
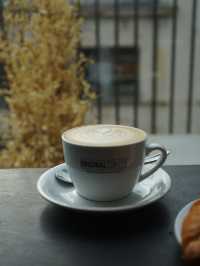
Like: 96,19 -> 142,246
62,124 -> 167,201
62,124 -> 146,147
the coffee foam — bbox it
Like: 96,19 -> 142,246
62,125 -> 146,147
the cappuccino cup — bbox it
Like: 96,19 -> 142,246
62,124 -> 167,201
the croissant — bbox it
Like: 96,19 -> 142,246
181,200 -> 200,263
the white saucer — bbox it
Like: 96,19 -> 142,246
37,163 -> 171,213
174,200 -> 198,244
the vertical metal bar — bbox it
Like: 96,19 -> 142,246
133,0 -> 139,127
186,0 -> 197,133
0,1 -> 7,93
169,0 -> 178,134
0,0 -> 5,34
95,0 -> 102,123
114,0 -> 120,124
151,0 -> 159,134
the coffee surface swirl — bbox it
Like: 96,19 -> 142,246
63,125 -> 146,147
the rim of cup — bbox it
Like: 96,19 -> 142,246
61,124 -> 148,148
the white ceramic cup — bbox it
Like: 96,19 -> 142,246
62,125 -> 167,201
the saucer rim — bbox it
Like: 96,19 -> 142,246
174,199 -> 198,245
37,163 -> 172,213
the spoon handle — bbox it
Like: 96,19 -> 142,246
144,150 -> 170,164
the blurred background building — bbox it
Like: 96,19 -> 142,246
79,0 -> 200,134
0,0 -> 200,134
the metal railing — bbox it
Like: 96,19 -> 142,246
80,0 -> 200,134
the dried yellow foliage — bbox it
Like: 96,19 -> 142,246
0,0 -> 94,167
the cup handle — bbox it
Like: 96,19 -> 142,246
140,143 -> 167,180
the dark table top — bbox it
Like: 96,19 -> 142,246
0,165 -> 200,266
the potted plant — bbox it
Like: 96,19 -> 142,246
0,0 -> 94,167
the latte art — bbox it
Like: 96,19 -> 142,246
63,125 -> 146,147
